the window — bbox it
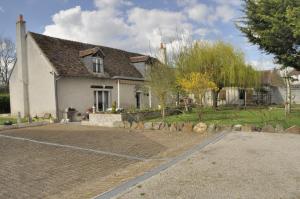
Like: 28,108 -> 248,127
93,57 -> 104,73
94,90 -> 110,112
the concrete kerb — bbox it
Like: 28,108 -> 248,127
92,131 -> 228,199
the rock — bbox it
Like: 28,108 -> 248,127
233,124 -> 242,131
131,121 -> 138,129
124,121 -> 131,128
261,125 -> 275,133
137,122 -> 144,130
275,124 -> 284,133
144,122 -> 153,130
44,113 -> 51,119
285,125 -> 300,134
152,122 -> 162,130
113,121 -> 124,128
159,123 -> 165,130
207,124 -> 216,133
193,122 -> 207,133
161,123 -> 169,131
182,123 -> 193,133
176,122 -> 184,131
241,125 -> 255,132
215,125 -> 232,132
170,123 -> 177,132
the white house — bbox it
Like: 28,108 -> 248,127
9,15 -> 159,119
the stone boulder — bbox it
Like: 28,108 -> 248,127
182,123 -> 193,133
152,122 -> 162,130
193,122 -> 207,133
144,122 -> 153,130
207,124 -> 216,133
131,121 -> 138,129
161,123 -> 169,131
233,124 -> 242,131
137,122 -> 144,130
241,125 -> 255,132
176,122 -> 184,131
170,123 -> 178,132
261,125 -> 275,133
124,121 -> 131,129
113,121 -> 124,128
275,124 -> 284,133
285,125 -> 300,134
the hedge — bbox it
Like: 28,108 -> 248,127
0,94 -> 10,113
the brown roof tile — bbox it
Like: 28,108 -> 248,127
29,32 -> 145,78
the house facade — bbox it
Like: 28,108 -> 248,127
10,16 -> 158,119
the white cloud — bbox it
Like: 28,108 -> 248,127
44,0 -> 193,54
181,1 -> 236,24
0,6 -> 4,13
195,28 -> 220,37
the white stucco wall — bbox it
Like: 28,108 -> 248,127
57,77 -> 156,118
26,34 -> 57,118
9,64 -> 24,116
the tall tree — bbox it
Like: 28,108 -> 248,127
146,61 -> 175,119
0,37 -> 16,91
237,0 -> 300,114
176,41 -> 257,108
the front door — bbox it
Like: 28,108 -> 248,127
94,90 -> 110,112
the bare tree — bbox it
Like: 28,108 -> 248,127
0,37 -> 16,92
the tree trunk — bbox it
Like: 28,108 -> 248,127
284,69 -> 291,116
212,90 -> 220,109
244,89 -> 247,109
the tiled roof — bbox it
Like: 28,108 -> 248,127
29,32 -> 145,78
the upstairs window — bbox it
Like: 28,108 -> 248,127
93,57 -> 104,73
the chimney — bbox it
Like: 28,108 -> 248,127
159,42 -> 167,64
16,14 -> 30,117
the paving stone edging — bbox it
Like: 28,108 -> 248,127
0,121 -> 51,132
112,121 -> 300,134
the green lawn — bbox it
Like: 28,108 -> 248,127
0,116 -> 19,125
149,106 -> 300,129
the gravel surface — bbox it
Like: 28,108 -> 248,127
116,132 -> 300,199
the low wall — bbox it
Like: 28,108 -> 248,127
88,113 -> 122,127
85,108 -> 182,127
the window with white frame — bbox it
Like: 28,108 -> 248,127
93,57 -> 104,73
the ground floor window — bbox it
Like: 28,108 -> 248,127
94,90 -> 111,112
136,92 -> 141,109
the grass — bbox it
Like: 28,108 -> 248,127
149,106 -> 300,129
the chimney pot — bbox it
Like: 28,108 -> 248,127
18,14 -> 24,22
160,42 -> 164,49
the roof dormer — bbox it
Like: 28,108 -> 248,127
79,47 -> 106,75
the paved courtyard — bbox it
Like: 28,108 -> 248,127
0,124 -> 205,199
116,132 -> 300,199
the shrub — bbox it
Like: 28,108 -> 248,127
0,93 -> 10,113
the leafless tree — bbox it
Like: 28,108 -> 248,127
0,37 -> 16,92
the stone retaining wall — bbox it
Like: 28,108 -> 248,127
0,121 -> 51,131
112,121 -> 300,134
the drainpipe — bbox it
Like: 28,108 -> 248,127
54,73 -> 61,121
117,79 -> 120,109
149,87 -> 152,108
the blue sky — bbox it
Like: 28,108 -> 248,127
0,0 -> 278,69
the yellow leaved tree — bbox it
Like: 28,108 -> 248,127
177,72 -> 217,119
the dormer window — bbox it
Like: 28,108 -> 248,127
93,57 -> 104,73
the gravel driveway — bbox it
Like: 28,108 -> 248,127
116,132 -> 300,199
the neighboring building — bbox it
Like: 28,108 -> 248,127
9,15 -> 159,119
